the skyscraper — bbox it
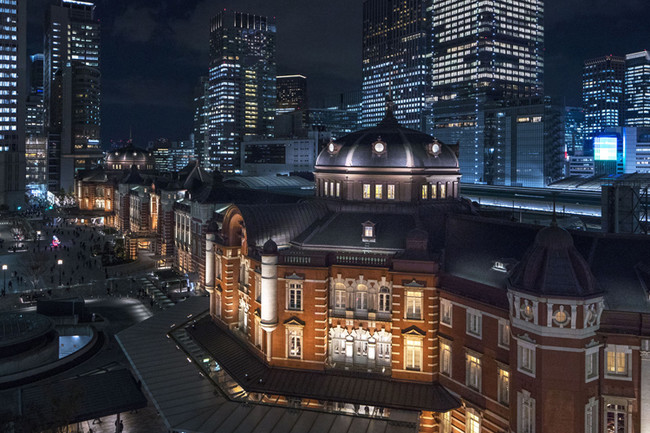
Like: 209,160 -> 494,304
0,0 -> 26,209
625,50 -> 650,127
26,54 -> 47,192
207,10 -> 276,174
582,55 -> 625,144
361,0 -> 431,130
192,76 -> 209,167
45,0 -> 101,193
564,107 -> 585,156
276,75 -> 308,115
431,0 -> 544,184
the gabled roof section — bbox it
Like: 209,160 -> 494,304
121,164 -> 144,185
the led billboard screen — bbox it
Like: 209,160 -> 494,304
594,136 -> 617,161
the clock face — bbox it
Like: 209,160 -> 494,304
328,143 -> 335,153
374,141 -> 385,153
554,309 -> 569,324
432,144 -> 440,154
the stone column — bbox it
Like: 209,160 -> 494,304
261,243 -> 278,362
205,233 -> 215,291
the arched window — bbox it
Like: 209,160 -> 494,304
334,282 -> 346,310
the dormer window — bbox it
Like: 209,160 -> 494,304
362,221 -> 376,242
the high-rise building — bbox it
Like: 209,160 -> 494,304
564,107 -> 585,156
431,0 -> 544,184
207,10 -> 276,174
582,55 -> 625,144
625,50 -> 650,127
0,0 -> 26,209
276,75 -> 308,115
361,0 -> 431,130
45,0 -> 101,193
192,76 -> 209,167
26,54 -> 47,192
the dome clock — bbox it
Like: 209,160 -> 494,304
372,139 -> 387,156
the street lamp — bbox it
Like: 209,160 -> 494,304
57,259 -> 63,286
2,264 -> 7,295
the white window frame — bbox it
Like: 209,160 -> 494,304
404,337 -> 423,371
440,298 -> 452,327
440,340 -> 452,376
498,367 -> 510,406
604,344 -> 632,380
517,340 -> 536,377
518,390 -> 535,433
387,184 -> 395,200
287,327 -> 303,359
355,285 -> 368,311
375,184 -> 383,199
405,290 -> 423,320
287,282 -> 302,311
466,308 -> 482,338
585,397 -> 598,433
334,286 -> 346,310
465,409 -> 481,433
585,346 -> 599,382
604,399 -> 628,433
498,318 -> 510,349
378,286 -> 391,313
363,183 -> 371,199
465,352 -> 482,391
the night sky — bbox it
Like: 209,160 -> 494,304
27,0 -> 650,147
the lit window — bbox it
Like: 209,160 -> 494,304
465,353 -> 481,391
387,184 -> 395,200
334,283 -> 346,309
375,184 -> 383,199
440,299 -> 452,326
498,319 -> 510,348
440,341 -> 451,376
518,341 -> 536,376
586,347 -> 599,381
378,286 -> 391,313
421,184 -> 428,199
324,181 -> 329,196
355,284 -> 367,311
606,402 -> 628,433
466,309 -> 482,338
287,328 -> 302,359
440,183 -> 447,198
498,368 -> 510,405
287,282 -> 302,310
431,184 -> 437,199
336,182 -> 340,197
363,183 -> 371,199
518,391 -> 535,433
405,338 -> 422,371
466,410 -> 480,433
405,290 -> 422,320
605,345 -> 630,378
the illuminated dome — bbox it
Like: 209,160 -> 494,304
314,106 -> 461,203
315,110 -> 459,171
106,144 -> 154,172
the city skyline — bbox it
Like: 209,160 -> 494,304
25,0 -> 650,145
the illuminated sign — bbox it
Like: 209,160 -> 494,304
594,136 -> 618,161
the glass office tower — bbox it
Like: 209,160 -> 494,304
582,55 -> 625,146
431,0 -> 544,184
0,0 -> 26,209
208,10 -> 276,174
45,0 -> 101,192
625,50 -> 650,127
361,0 -> 432,130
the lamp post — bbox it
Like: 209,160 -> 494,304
57,259 -> 63,286
2,264 -> 6,295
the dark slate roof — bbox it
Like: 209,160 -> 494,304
315,111 -> 458,170
444,215 -> 650,313
188,318 -> 460,413
509,224 -> 602,297
294,212 -> 416,251
20,369 -> 147,425
76,166 -> 109,183
121,164 -> 144,185
238,201 -> 330,247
